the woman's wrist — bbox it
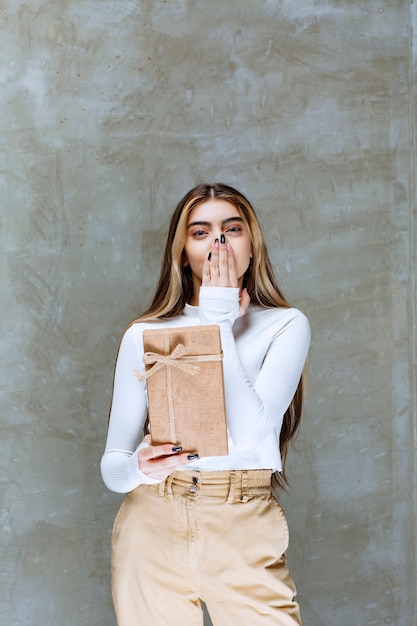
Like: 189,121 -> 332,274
198,286 -> 240,325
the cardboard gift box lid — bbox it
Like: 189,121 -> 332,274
136,325 -> 228,458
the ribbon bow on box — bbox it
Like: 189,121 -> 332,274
134,343 -> 222,382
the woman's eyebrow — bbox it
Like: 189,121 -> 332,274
187,216 -> 243,229
223,216 -> 243,226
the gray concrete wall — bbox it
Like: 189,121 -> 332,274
1,1 -> 415,624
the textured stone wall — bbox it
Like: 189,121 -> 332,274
1,1 -> 415,624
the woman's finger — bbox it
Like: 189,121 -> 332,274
226,243 -> 238,287
202,251 -> 211,286
139,441 -> 184,461
212,235 -> 230,287
209,238 -> 220,283
218,235 -> 229,272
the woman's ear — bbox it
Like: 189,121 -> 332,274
182,251 -> 189,267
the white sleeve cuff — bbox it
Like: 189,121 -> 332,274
100,448 -> 162,493
130,445 -> 163,486
198,286 -> 240,325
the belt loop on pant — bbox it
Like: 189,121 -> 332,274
226,471 -> 236,503
166,473 -> 174,499
240,470 -> 249,502
158,478 -> 166,498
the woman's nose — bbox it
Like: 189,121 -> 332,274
211,230 -> 225,242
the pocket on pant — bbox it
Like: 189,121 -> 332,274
268,495 -> 290,554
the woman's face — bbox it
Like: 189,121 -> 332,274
183,199 -> 252,297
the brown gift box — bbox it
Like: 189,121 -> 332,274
136,325 -> 228,458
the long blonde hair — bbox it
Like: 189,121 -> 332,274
135,183 -> 304,488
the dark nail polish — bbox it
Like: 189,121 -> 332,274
220,234 -> 225,244
208,252 -> 211,261
187,453 -> 199,460
214,238 -> 219,245
172,446 -> 183,452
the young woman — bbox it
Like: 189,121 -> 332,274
101,183 -> 311,625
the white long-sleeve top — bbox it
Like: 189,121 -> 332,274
100,287 -> 311,493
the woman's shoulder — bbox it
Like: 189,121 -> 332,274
249,303 -> 309,324
244,304 -> 311,340
122,312 -> 194,340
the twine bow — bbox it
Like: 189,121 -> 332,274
134,343 -> 204,381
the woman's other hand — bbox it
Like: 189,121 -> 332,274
203,237 -> 238,288
138,435 -> 198,480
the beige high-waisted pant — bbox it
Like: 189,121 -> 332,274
111,469 -> 302,626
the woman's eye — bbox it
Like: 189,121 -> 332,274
192,229 -> 207,237
227,225 -> 242,233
